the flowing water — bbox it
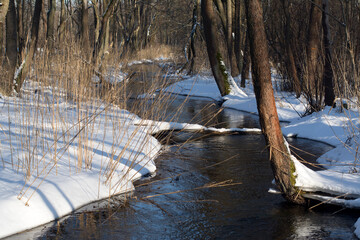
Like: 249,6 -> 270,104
30,95 -> 358,240
8,67 -> 359,239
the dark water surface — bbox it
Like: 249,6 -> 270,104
9,91 -> 358,239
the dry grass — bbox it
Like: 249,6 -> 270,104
0,40 -> 192,203
126,44 -> 182,62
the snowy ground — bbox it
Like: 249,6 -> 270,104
163,74 -> 360,238
1,71 -> 360,238
0,81 -> 161,238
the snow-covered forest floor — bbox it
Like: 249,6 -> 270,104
0,62 -> 359,238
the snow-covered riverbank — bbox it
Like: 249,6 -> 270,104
0,81 -> 161,238
164,74 -> 360,238
1,72 -> 360,238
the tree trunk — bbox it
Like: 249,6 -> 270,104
245,0 -> 305,205
14,0 -> 42,93
16,0 -> 25,61
93,0 -> 118,64
234,0 -> 243,76
202,0 -> 231,96
81,0 -> 91,59
183,0 -> 200,75
322,0 -> 335,106
0,0 -> 10,27
58,0 -> 66,43
214,0 -> 226,29
0,0 -> 10,54
4,0 -> 17,94
226,0 -> 238,76
93,0 -> 100,47
240,33 -> 250,87
281,0 -> 301,97
46,0 -> 56,49
306,0 -> 322,110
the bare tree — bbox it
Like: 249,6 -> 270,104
226,0 -> 238,76
16,0 -> 25,61
0,0 -> 10,29
81,0 -> 91,59
234,0 -> 244,77
58,0 -> 66,43
14,0 -> 42,92
46,0 -> 56,49
322,0 -> 335,106
281,0 -> 301,97
0,0 -> 10,55
306,0 -> 322,110
202,0 -> 231,96
245,0 -> 305,204
4,0 -> 17,94
183,0 -> 201,75
240,33 -> 250,87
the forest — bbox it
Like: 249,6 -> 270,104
0,0 -> 360,239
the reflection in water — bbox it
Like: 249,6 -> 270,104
17,94 -> 358,239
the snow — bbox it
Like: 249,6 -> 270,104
133,119 -> 261,135
356,218 -> 360,238
1,71 -> 360,238
0,80 -> 160,238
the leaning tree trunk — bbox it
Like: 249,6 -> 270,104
14,0 -> 42,93
245,0 -> 305,205
322,0 -> 335,106
202,0 -> 231,96
4,0 -> 17,94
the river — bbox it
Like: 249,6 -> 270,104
30,93 -> 359,240
7,67 -> 359,239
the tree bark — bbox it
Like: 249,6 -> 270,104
58,0 -> 66,43
226,0 -> 238,76
81,0 -> 91,59
4,0 -> 17,94
245,0 -> 305,204
306,0 -> 322,109
240,33 -> 250,87
16,0 -> 25,61
0,0 -> 10,27
281,0 -> 301,97
93,0 -> 117,63
92,0 -> 100,47
202,0 -> 231,96
14,0 -> 42,93
322,0 -> 335,106
0,0 -> 10,54
46,0 -> 55,45
182,0 -> 200,75
234,0 -> 243,76
46,0 -> 56,49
